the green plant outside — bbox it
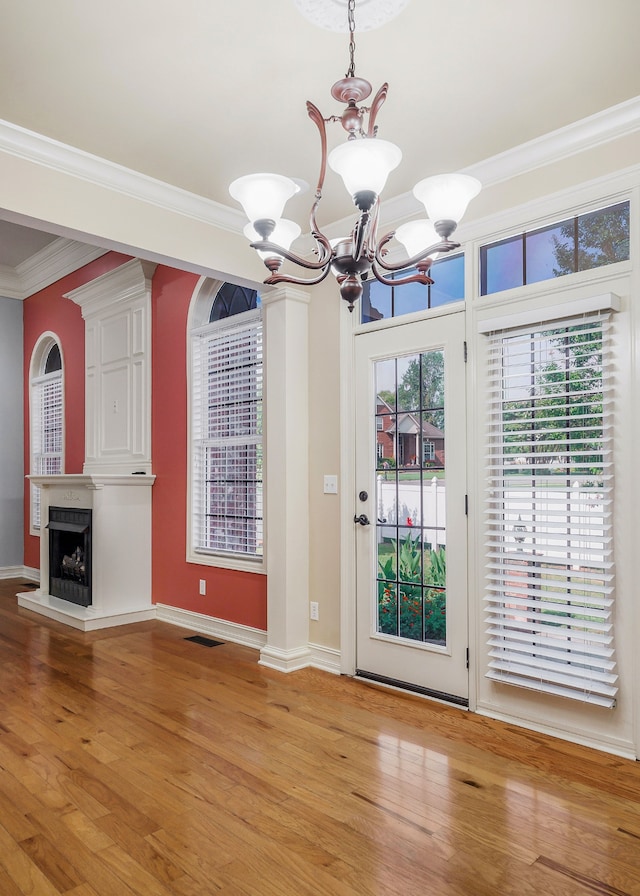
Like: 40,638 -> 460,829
378,529 -> 446,643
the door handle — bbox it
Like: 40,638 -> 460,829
353,513 -> 370,526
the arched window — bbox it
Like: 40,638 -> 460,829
30,335 -> 64,531
188,280 -> 263,569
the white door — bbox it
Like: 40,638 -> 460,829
354,312 -> 469,703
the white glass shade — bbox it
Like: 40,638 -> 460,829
328,138 -> 402,197
230,173 -> 300,222
413,173 -> 481,224
395,219 -> 441,260
244,219 -> 301,259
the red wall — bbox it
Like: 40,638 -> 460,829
151,266 -> 267,630
23,252 -> 132,568
23,256 -> 267,631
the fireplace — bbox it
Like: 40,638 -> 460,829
48,506 -> 92,607
19,473 -> 155,631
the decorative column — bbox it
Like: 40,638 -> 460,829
259,286 -> 312,672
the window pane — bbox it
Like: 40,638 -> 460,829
430,254 -> 464,307
526,223 -> 574,283
192,301 -> 263,560
374,351 -> 449,647
577,201 -> 630,272
393,279 -> 428,318
362,279 -> 391,323
481,237 -> 523,295
397,355 -> 420,412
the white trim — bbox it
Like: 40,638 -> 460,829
0,118 -> 244,233
2,98 -> 639,255
0,264 -> 22,299
0,239 -> 107,300
64,257 -> 156,316
22,566 -> 40,582
464,96 -> 640,189
477,292 -> 621,334
459,167 -> 638,251
308,642 -> 342,675
476,705 -> 636,761
0,566 -> 32,580
155,603 -> 267,650
18,239 -> 107,299
259,644 -> 313,673
17,590 -> 156,632
367,98 -> 640,231
339,302 -> 358,675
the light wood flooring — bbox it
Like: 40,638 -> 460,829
1,579 -> 640,895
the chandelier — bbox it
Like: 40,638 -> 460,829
229,0 -> 481,312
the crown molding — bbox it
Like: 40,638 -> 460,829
1,95 -> 639,280
64,258 -> 156,317
16,237 -> 108,299
0,263 -> 22,300
0,118 -> 245,232
379,94 -> 640,229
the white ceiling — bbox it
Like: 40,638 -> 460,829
1,0 -> 640,271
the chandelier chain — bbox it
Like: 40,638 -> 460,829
347,0 -> 356,78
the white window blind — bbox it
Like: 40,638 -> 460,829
31,371 -> 63,529
192,310 -> 263,559
484,314 -> 617,708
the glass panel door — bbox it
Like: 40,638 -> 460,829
355,313 -> 468,702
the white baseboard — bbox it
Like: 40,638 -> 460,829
154,603 -> 267,650
309,642 -> 341,675
259,644 -> 313,673
0,565 -> 40,581
476,702 -> 637,762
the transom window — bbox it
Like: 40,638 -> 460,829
362,254 -> 464,323
190,282 -> 263,565
480,201 -> 629,296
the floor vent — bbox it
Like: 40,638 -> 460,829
185,635 -> 225,648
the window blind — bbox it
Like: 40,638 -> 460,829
484,314 -> 617,708
31,372 -> 63,529
192,310 -> 263,558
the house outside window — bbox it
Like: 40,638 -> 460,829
30,337 -> 63,531
189,282 -> 263,569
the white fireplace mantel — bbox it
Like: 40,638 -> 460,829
18,473 -> 156,631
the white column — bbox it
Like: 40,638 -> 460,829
259,286 -> 312,672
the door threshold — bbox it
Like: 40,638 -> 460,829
355,669 -> 469,708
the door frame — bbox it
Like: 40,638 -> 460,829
339,301 -> 477,710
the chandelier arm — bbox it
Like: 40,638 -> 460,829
371,261 -> 434,288
306,101 -> 329,208
263,264 -> 333,289
249,240 -> 333,271
310,226 -> 333,266
373,234 -> 461,272
366,83 -> 389,137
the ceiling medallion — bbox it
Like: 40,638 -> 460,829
294,0 -> 410,32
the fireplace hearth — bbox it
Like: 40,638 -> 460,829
48,506 -> 92,607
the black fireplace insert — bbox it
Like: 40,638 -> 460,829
47,506 -> 92,607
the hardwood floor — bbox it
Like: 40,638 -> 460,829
1,580 -> 640,895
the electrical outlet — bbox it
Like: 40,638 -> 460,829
323,475 -> 338,495
310,601 -> 319,621
199,579 -> 206,596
